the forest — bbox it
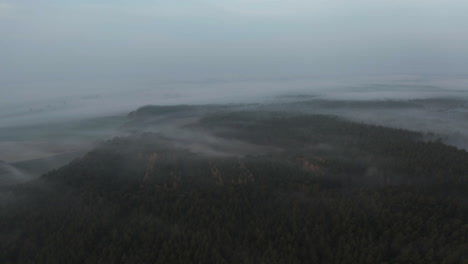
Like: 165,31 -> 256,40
0,102 -> 467,264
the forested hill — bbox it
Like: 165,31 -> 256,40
1,104 -> 467,264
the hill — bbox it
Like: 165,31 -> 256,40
1,103 -> 467,263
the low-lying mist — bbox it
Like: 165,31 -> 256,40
1,77 -> 468,186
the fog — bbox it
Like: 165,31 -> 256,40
2,0 -> 468,119
1,1 -> 468,185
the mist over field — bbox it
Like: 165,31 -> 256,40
2,77 -> 468,154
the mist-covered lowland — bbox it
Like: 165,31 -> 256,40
1,0 -> 468,263
2,82 -> 468,187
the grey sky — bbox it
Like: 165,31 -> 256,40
1,0 -> 467,87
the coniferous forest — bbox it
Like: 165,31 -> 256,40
1,102 -> 467,264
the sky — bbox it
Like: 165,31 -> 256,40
1,0 -> 468,80
1,0 -> 468,108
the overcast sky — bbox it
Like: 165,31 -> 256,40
1,0 -> 467,95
